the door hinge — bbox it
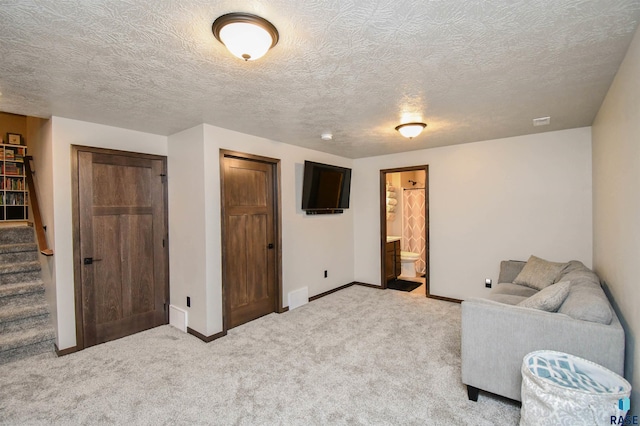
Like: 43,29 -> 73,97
160,173 -> 167,183
162,239 -> 165,248
164,302 -> 167,312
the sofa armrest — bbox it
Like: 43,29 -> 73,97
461,298 -> 625,401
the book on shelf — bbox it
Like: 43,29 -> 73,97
4,177 -> 24,190
3,163 -> 18,175
4,192 -> 24,205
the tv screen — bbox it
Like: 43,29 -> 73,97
301,161 -> 352,211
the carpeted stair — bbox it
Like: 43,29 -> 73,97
0,226 -> 55,365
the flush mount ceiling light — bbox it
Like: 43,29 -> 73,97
533,116 -> 551,126
321,132 -> 333,141
212,13 -> 279,61
395,122 -> 427,139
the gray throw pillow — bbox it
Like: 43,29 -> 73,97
518,281 -> 571,312
513,255 -> 567,290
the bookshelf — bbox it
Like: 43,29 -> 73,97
0,143 -> 28,221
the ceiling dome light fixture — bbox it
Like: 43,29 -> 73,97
321,132 -> 333,141
212,12 -> 279,61
395,122 -> 427,139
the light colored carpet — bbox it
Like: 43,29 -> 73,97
0,285 -> 521,425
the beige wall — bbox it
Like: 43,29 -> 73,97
0,112 -> 27,144
167,125 -> 209,334
592,26 -> 640,412
352,128 -> 593,299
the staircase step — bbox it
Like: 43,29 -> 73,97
0,261 -> 41,285
0,326 -> 55,353
0,244 -> 39,265
0,339 -> 55,366
0,260 -> 41,275
0,280 -> 44,299
0,332 -> 55,365
0,242 -> 38,254
0,226 -> 35,245
0,270 -> 41,285
0,302 -> 49,325
0,312 -> 52,334
0,287 -> 46,309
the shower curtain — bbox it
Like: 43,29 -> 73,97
402,188 -> 426,275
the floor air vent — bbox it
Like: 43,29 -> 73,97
169,305 -> 188,332
288,287 -> 309,311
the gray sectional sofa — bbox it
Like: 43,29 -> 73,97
461,257 -> 625,402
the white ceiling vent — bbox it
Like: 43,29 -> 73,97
533,116 -> 551,126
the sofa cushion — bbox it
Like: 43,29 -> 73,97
491,283 -> 538,298
556,261 -> 612,324
513,255 -> 567,290
518,281 -> 571,312
487,293 -> 529,305
556,260 -> 599,285
498,260 -> 527,284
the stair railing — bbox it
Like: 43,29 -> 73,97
23,156 -> 53,256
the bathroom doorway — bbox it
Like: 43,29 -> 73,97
380,165 -> 429,296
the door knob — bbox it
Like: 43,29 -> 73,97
83,257 -> 103,265
267,243 -> 274,249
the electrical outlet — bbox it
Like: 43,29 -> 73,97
485,279 -> 492,288
324,270 -> 328,278
187,296 -> 191,307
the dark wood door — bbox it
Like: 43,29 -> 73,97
222,155 -> 277,329
76,149 -> 168,348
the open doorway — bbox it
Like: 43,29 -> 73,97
380,165 -> 429,296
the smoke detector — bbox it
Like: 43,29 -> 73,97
533,116 -> 551,127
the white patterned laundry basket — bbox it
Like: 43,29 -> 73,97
520,350 -> 631,426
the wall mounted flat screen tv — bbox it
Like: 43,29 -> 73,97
301,161 -> 352,214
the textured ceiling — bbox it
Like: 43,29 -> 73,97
1,1 -> 639,158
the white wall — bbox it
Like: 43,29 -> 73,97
50,117 -> 167,349
167,124 -> 355,337
352,128 -> 593,299
592,25 -> 640,413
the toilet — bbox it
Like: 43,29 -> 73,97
400,251 -> 420,277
